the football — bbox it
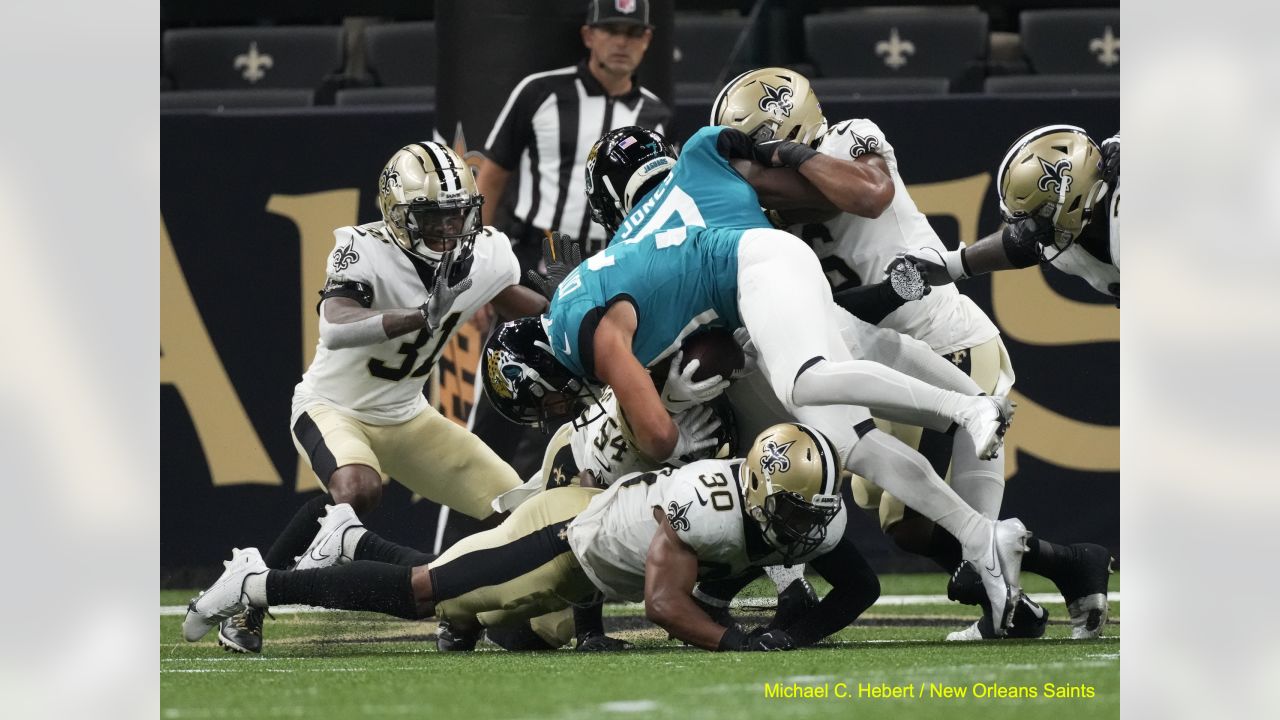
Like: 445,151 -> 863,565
679,328 -> 745,382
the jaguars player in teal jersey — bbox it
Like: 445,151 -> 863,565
485,125 -> 1034,635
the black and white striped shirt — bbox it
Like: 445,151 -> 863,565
483,60 -> 671,250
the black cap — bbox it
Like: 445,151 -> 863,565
586,0 -> 651,28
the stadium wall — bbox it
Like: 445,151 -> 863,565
161,95 -> 1118,583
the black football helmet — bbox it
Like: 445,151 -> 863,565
482,317 -> 594,432
585,126 -> 677,234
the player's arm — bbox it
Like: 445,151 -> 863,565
780,531 -> 881,647
905,220 -> 1049,287
318,295 -> 428,349
476,156 -> 512,228
644,508 -> 738,651
489,283 -> 548,319
592,301 -> 679,462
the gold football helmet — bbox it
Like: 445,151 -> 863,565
710,67 -> 827,145
996,125 -> 1108,252
377,142 -> 484,265
743,423 -> 843,558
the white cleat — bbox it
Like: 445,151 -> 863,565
962,522 -> 1014,637
954,395 -> 1016,460
946,621 -> 988,642
183,548 -> 267,642
1068,593 -> 1110,639
994,518 -> 1031,616
293,503 -> 363,570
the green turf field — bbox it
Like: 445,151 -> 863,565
161,573 -> 1119,720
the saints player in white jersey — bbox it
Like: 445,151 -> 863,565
709,70 -> 1113,640
184,423 -> 881,652
217,141 -> 550,654
905,126 -> 1120,303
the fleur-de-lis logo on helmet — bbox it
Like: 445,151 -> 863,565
757,81 -> 794,118
379,166 -> 401,194
1037,157 -> 1073,196
759,439 -> 795,475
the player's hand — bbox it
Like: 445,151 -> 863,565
731,327 -> 759,380
665,404 -> 723,463
745,627 -> 796,651
661,351 -> 731,413
527,231 -> 584,300
896,246 -> 964,286
884,256 -> 932,301
1100,135 -> 1120,186
421,249 -> 472,335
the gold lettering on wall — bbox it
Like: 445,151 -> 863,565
266,190 -> 361,492
992,267 -> 1119,346
161,219 -> 281,486
1002,390 -> 1119,476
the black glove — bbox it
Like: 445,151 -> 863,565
883,256 -> 932,302
745,627 -> 796,651
1100,136 -> 1120,186
752,140 -> 819,169
526,231 -> 584,300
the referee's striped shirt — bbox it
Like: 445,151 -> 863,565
483,60 -> 671,251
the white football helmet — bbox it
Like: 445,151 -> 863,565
377,142 -> 483,265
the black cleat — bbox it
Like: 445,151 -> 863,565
767,578 -> 820,632
436,620 -> 482,651
1052,543 -> 1114,639
218,607 -> 268,654
947,561 -> 986,606
575,631 -> 635,652
947,594 -> 1047,641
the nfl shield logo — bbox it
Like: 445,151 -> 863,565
616,0 -> 636,13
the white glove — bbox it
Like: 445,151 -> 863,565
664,404 -> 723,464
896,245 -> 966,286
732,327 -> 759,380
420,250 -> 473,334
661,350 -> 731,413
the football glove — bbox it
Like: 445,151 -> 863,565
526,231 -> 585,300
664,404 -> 723,464
419,250 -> 472,335
1100,135 -> 1120,186
661,350 -> 731,414
731,327 -> 759,380
884,256 -> 932,301
744,627 -> 796,651
898,246 -> 966,286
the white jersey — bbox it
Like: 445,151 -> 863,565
802,119 -> 999,354
567,459 -> 847,601
1048,182 -> 1120,297
569,388 -> 654,486
292,223 -> 521,425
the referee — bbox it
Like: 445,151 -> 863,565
475,0 -> 672,262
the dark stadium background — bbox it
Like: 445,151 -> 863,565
160,0 -> 1119,586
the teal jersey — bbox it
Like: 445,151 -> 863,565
544,225 -> 745,380
610,126 -> 772,244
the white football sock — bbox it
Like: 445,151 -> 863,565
341,526 -> 368,561
242,571 -> 269,606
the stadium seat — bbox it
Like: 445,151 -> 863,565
984,74 -> 1119,95
810,77 -> 949,100
160,89 -> 316,110
162,26 -> 345,90
804,8 -> 988,89
673,14 -> 749,83
363,21 -> 437,87
335,86 -> 436,107
1020,9 -> 1120,74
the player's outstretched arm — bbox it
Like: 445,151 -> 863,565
592,302 -> 679,461
903,220 -> 1048,287
783,532 -> 881,647
318,296 -> 430,349
644,509 -> 736,651
490,283 -> 548,319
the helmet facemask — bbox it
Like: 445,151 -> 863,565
754,487 -> 840,560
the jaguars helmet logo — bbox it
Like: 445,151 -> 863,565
485,347 -> 540,401
758,439 -> 795,476
1036,157 -> 1073,196
757,81 -> 794,118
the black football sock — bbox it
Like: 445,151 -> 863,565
926,523 -> 963,571
263,493 -> 335,570
574,599 -> 607,638
265,561 -> 420,619
353,530 -> 437,567
1023,538 -> 1070,584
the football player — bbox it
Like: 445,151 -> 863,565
488,124 -> 1036,635
905,126 -> 1120,303
217,142 -> 553,654
709,71 -> 1113,640
183,423 -> 880,652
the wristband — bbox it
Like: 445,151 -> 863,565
775,141 -> 819,168
717,626 -> 747,652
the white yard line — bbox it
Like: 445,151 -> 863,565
160,591 -> 1119,616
